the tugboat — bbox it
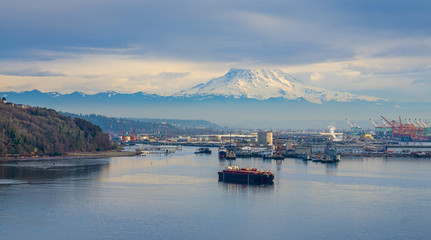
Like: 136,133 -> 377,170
218,147 -> 227,159
218,166 -> 274,185
272,153 -> 284,160
225,133 -> 236,160
262,151 -> 273,159
226,146 -> 236,160
194,147 -> 212,154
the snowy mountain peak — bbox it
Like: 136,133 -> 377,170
176,68 -> 384,104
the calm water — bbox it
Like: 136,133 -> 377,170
1,146 -> 431,240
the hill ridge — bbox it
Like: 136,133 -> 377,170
0,100 -> 113,157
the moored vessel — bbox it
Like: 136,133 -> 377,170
218,166 -> 274,185
272,153 -> 284,160
218,147 -> 227,159
273,132 -> 284,160
226,146 -> 236,160
194,147 -> 211,154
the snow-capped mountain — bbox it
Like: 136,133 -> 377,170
176,68 -> 384,104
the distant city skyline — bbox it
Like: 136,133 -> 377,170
1,0 -> 430,102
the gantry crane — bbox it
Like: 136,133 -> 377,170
345,119 -> 361,136
381,115 -> 427,141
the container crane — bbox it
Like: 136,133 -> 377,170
415,119 -> 425,128
419,119 -> 431,137
408,119 -> 417,128
370,119 -> 379,128
345,119 -> 361,136
420,119 -> 428,128
130,125 -> 137,141
345,119 -> 354,128
381,115 -> 426,141
381,119 -> 391,128
370,118 -> 388,136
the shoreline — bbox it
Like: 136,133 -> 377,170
0,151 -> 138,162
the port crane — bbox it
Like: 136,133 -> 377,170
407,119 -> 417,128
381,119 -> 391,128
370,118 -> 393,137
370,119 -> 380,128
129,126 -> 136,141
419,119 -> 428,128
381,115 -> 427,141
345,119 -> 361,135
415,119 -> 425,128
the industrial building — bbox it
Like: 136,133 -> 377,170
386,142 -> 431,154
257,131 -> 273,146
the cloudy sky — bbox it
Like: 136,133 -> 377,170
1,0 -> 430,101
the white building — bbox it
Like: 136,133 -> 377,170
257,131 -> 273,146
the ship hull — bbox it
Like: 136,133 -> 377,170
218,147 -> 227,159
218,171 -> 274,185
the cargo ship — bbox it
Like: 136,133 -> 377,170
218,166 -> 274,185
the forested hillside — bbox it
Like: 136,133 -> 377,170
0,101 -> 113,157
62,113 -> 224,136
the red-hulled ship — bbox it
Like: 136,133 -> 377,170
218,166 -> 274,185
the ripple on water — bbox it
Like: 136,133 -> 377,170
0,179 -> 28,185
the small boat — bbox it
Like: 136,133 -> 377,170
218,166 -> 274,185
194,147 -> 212,154
225,133 -> 236,160
310,153 -> 339,163
262,151 -> 284,160
262,151 -> 273,159
272,153 -> 284,160
218,147 -> 227,159
136,146 -> 171,155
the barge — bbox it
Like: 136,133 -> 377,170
218,166 -> 274,185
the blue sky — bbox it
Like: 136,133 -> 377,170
1,0 -> 430,101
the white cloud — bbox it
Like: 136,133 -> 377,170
0,52 -> 233,95
1,41 -> 431,102
310,72 -> 323,83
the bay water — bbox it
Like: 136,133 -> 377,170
1,146 -> 431,240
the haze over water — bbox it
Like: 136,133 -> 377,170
1,146 -> 431,240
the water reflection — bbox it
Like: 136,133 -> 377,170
0,159 -> 110,183
219,181 -> 274,194
1,148 -> 431,240
324,162 -> 339,175
275,159 -> 283,172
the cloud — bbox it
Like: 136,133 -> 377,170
0,69 -> 66,77
310,72 -> 323,83
156,72 -> 191,80
0,0 -> 430,102
0,52 -> 232,94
